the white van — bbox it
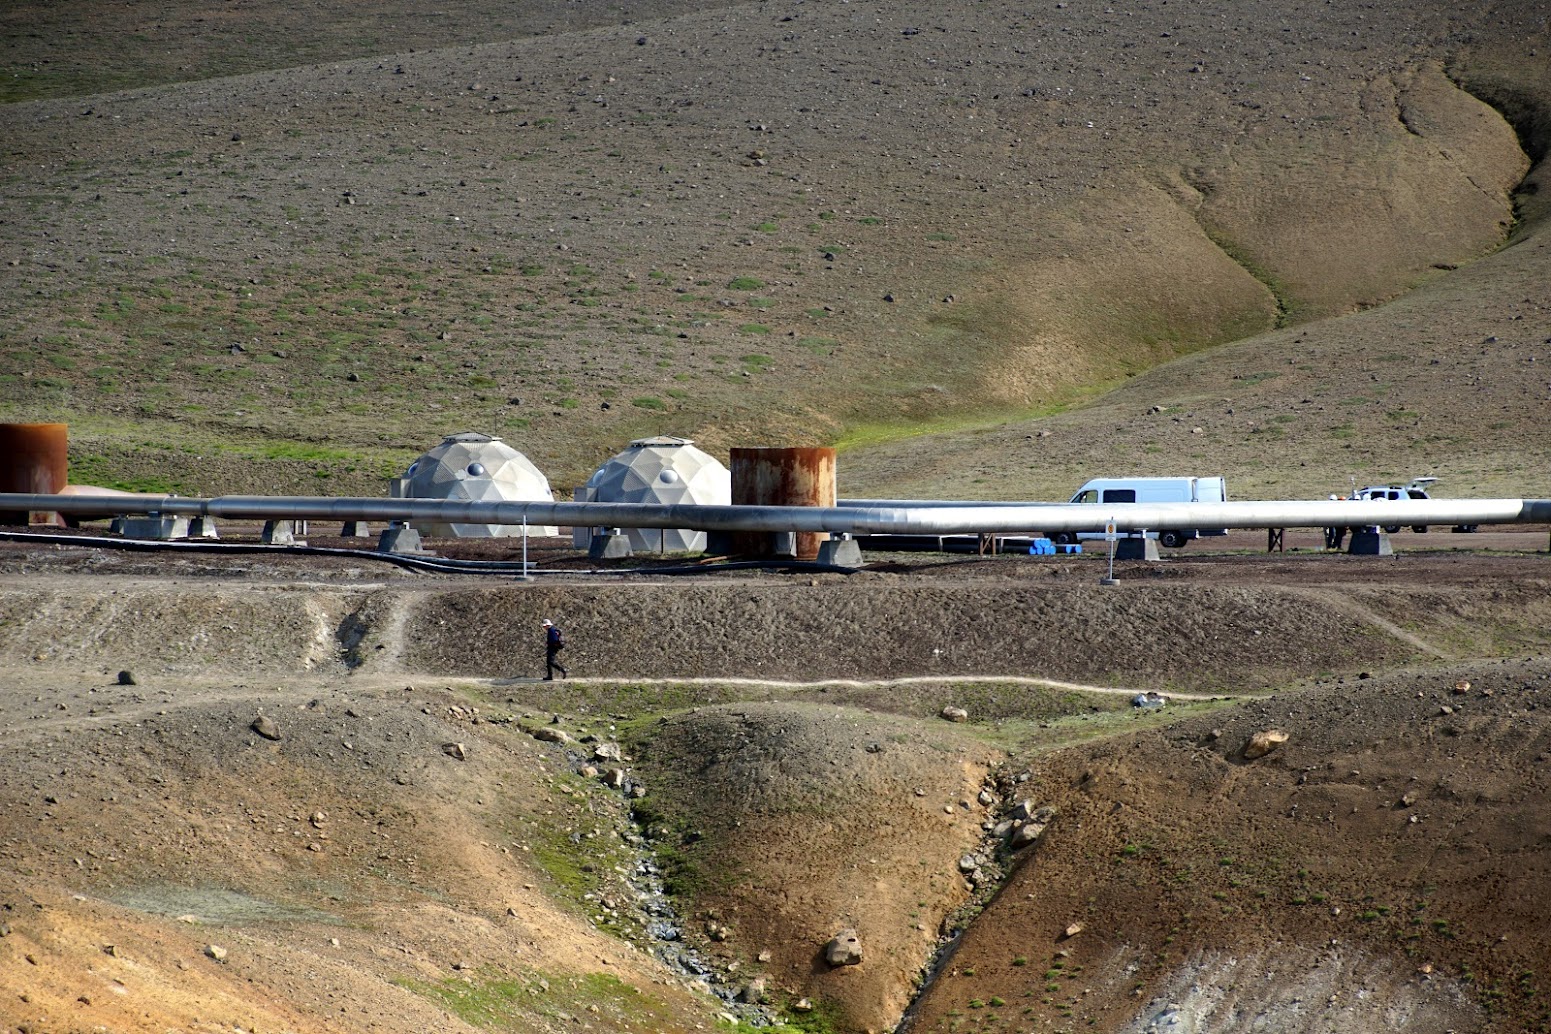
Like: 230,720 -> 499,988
1055,476 -> 1229,549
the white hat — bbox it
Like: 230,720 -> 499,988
542,619 -> 553,626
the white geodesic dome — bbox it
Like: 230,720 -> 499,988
577,436 -> 730,552
399,432 -> 558,538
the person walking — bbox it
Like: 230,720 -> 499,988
542,618 -> 568,681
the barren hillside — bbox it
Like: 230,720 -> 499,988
1,0 -> 1547,498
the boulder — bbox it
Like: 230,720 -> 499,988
825,929 -> 863,967
1244,729 -> 1289,759
940,706 -> 969,723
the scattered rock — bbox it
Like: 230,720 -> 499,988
940,705 -> 969,723
825,929 -> 863,967
251,715 -> 281,741
739,977 -> 768,1004
116,670 -> 136,686
1008,804 -> 1056,847
442,742 -> 468,760
958,854 -> 980,874
792,998 -> 814,1012
1243,729 -> 1288,759
204,944 -> 228,962
1453,680 -> 1472,695
593,742 -> 623,762
1062,922 -> 1084,940
1011,800 -> 1055,823
532,727 -> 571,744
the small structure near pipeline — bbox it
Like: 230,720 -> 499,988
0,423 -> 68,527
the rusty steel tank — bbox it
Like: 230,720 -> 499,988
0,423 -> 68,526
729,446 -> 836,559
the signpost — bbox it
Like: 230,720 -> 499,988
1101,519 -> 1119,585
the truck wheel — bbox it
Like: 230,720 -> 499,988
1052,532 -> 1075,545
1159,530 -> 1188,549
1383,524 -> 1401,534
1411,525 -> 1428,534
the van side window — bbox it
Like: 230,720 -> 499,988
1101,489 -> 1137,503
1074,489 -> 1098,504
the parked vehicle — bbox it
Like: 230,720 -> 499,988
1352,477 -> 1437,533
1054,476 -> 1229,549
1321,477 -> 1476,547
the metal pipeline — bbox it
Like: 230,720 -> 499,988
2,492 -> 1549,535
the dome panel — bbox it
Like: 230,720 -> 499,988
581,437 -> 729,552
400,431 -> 558,538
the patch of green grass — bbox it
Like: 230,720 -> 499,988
398,970 -> 682,1029
631,396 -> 667,410
727,276 -> 764,291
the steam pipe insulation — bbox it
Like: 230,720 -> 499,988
2,493 -> 1549,535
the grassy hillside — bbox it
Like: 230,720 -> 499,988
1,0 -> 1547,501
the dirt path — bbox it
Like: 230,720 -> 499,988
489,673 -> 1233,701
1289,587 -> 1456,661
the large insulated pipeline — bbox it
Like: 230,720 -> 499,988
1,493 -> 1548,535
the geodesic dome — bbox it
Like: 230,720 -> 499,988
577,436 -> 730,552
399,432 -> 558,538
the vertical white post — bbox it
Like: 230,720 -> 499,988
1103,518 -> 1119,585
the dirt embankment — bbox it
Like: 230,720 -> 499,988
11,544 -> 1551,694
902,659 -> 1551,1034
2,544 -> 1550,1033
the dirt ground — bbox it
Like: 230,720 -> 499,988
1,532 -> 1548,1033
